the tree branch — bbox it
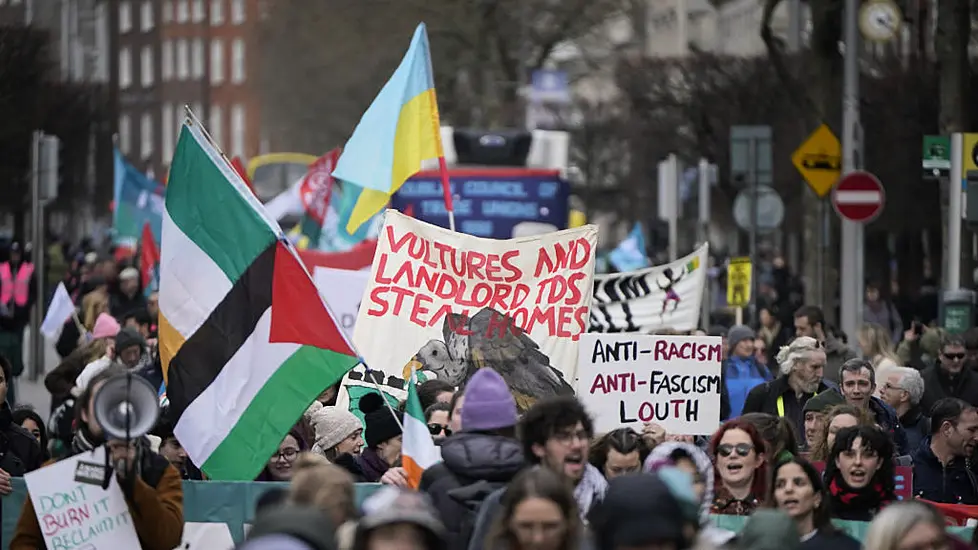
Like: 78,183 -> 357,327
760,0 -> 821,121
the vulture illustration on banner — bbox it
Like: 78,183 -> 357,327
407,307 -> 573,410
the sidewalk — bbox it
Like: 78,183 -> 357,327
14,329 -> 55,422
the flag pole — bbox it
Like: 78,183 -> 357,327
437,156 -> 455,232
184,105 -> 234,167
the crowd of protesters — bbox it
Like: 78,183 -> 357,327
1,241 -> 978,549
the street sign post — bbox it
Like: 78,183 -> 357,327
792,124 -> 842,197
730,125 -> 771,325
832,171 -> 885,223
922,135 -> 951,178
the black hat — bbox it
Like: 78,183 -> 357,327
802,389 -> 845,413
589,474 -> 686,549
114,327 -> 145,354
359,392 -> 402,448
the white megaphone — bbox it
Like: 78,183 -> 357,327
92,372 -> 161,441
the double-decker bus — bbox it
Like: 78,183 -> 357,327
247,153 -> 317,203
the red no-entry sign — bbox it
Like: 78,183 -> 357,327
832,171 -> 885,223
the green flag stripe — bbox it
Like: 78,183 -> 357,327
166,124 -> 275,282
201,346 -> 359,481
406,378 -> 425,420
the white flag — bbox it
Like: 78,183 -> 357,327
40,282 -> 75,340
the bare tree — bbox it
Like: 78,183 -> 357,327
0,25 -> 108,238
258,0 -> 633,153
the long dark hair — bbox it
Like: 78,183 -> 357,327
766,456 -> 836,532
486,468 -> 581,550
824,426 -> 895,500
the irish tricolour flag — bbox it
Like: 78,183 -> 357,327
158,120 -> 360,480
403,370 -> 441,488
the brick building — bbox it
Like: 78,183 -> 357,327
116,0 -> 262,179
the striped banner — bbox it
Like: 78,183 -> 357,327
590,244 -> 708,333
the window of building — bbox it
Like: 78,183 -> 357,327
192,0 -> 205,22
119,47 -> 131,89
119,114 -> 131,154
211,0 -> 224,25
231,0 -> 245,24
162,40 -> 173,80
210,39 -> 224,84
231,103 -> 245,158
192,38 -> 204,78
193,102 -> 204,121
141,112 -> 154,159
177,0 -> 189,22
162,103 -> 174,163
140,1 -> 153,31
176,39 -> 189,79
231,39 -> 245,84
119,1 -> 132,33
162,0 -> 173,23
210,105 -> 224,148
140,45 -> 154,87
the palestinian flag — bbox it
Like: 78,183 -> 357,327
158,120 -> 359,481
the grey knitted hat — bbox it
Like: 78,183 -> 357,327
308,406 -> 363,453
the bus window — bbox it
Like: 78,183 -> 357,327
248,153 -> 317,202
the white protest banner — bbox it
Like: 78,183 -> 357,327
352,210 -> 598,411
590,244 -> 708,333
313,267 -> 371,341
576,333 -> 723,435
24,445 -> 142,549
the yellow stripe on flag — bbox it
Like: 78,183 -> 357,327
158,312 -> 186,383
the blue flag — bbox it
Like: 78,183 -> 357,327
609,223 -> 650,272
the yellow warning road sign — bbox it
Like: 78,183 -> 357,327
792,124 -> 842,198
727,257 -> 752,308
962,133 -> 978,181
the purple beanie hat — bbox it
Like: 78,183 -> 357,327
461,368 -> 517,432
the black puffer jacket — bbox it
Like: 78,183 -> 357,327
0,403 -> 42,476
420,432 -> 524,550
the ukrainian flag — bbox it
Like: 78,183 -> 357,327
332,23 -> 444,234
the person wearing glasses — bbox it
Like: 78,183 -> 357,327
920,335 -> 978,414
879,366 -> 930,452
709,419 -> 767,516
425,402 -> 452,443
467,395 -> 604,550
420,368 -> 523,550
256,427 -> 307,482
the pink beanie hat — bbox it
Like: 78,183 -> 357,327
92,313 -> 121,340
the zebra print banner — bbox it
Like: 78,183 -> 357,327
590,244 -> 709,333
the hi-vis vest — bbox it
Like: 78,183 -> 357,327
776,389 -> 819,417
0,262 -> 34,307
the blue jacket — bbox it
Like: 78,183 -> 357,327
866,396 -> 909,455
911,436 -> 978,504
720,356 -> 772,420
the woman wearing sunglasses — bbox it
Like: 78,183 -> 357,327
710,419 -> 767,515
425,402 -> 453,443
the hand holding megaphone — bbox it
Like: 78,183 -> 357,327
107,440 -> 137,481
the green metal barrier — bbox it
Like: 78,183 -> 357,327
1,478 -> 972,548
